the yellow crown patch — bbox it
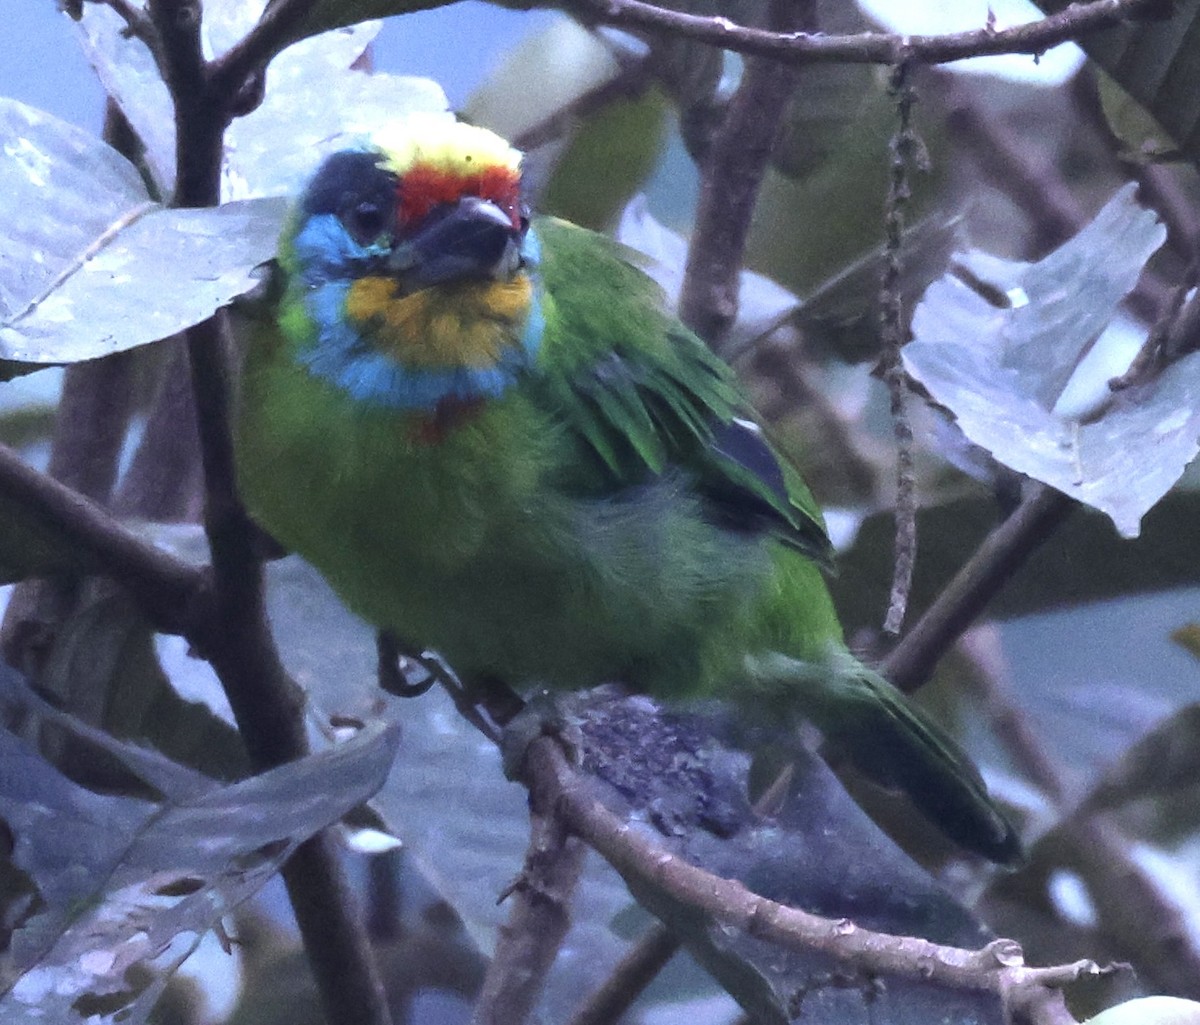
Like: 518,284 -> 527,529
372,114 -> 521,178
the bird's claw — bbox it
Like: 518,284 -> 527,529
499,691 -> 583,781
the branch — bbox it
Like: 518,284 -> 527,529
564,925 -> 679,1025
0,442 -> 205,633
141,2 -> 395,1020
471,805 -> 588,1025
208,0 -> 322,103
678,0 -> 812,345
520,735 -> 1094,1025
573,0 -> 1165,67
880,481 -> 1075,693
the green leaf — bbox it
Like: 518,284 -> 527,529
1033,0 -> 1200,168
539,88 -> 669,231
0,663 -> 399,1025
904,184 -> 1181,538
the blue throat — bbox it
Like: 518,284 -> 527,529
289,216 -> 544,412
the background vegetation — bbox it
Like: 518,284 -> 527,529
4,1 -> 1200,1024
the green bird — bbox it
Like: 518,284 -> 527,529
235,114 -> 1020,864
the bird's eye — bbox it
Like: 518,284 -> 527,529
518,207 -> 530,232
344,200 -> 388,245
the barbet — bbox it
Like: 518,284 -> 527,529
236,115 -> 1020,864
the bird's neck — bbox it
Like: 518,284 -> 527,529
293,273 -> 543,415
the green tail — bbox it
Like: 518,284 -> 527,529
746,650 -> 1022,865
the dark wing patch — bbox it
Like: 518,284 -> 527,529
531,216 -> 833,566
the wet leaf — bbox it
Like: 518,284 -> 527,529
74,4 -> 449,201
0,663 -> 399,1025
904,184 -> 1185,538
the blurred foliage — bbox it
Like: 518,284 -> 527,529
5,1 -> 1200,1024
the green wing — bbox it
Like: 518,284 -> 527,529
531,216 -> 832,566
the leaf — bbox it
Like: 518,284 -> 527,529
1033,0 -> 1200,167
0,97 -> 287,369
221,26 -> 449,201
539,87 -> 669,231
33,585 -> 247,782
0,662 -> 399,1025
73,4 -> 175,195
0,98 -> 146,330
463,16 -> 622,145
0,192 -> 287,367
74,4 -> 450,201
904,184 -> 1186,538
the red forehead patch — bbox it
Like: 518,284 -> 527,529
398,165 -> 521,229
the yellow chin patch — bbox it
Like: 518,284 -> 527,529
345,275 -> 533,369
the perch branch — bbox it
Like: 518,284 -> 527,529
519,735 -> 1093,1025
471,805 -> 588,1025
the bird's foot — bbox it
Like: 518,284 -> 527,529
499,691 -> 583,782
375,630 -> 446,698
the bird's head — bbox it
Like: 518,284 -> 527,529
280,116 -> 542,414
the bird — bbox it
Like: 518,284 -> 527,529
234,113 -> 1020,864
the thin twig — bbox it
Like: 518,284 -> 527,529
522,735 -> 1091,1025
678,0 -> 813,346
564,925 -> 680,1025
880,61 -> 920,636
881,482 -> 1075,693
574,0 -> 1165,68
